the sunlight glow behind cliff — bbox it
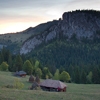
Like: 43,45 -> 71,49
0,0 -> 100,34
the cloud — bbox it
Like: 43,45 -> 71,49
62,0 -> 100,11
0,0 -> 69,9
0,0 -> 34,8
0,0 -> 100,34
0,0 -> 70,22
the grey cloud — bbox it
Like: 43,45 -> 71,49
69,0 -> 100,4
63,0 -> 100,11
0,0 -> 100,21
70,0 -> 99,2
0,0 -> 68,19
0,0 -> 40,9
0,0 -> 68,9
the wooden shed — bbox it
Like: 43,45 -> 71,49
14,71 -> 26,77
40,79 -> 67,92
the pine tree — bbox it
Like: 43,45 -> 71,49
87,71 -> 93,84
8,53 -> 12,71
74,66 -> 80,83
92,67 -> 100,84
53,69 -> 60,80
15,55 -> 23,71
80,70 -> 87,84
0,52 -> 4,64
42,67 -> 52,79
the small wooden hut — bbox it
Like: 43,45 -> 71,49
14,71 -> 26,77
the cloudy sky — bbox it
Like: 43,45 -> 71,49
0,0 -> 100,34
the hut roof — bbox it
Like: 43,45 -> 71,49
14,71 -> 26,76
40,79 -> 67,89
18,71 -> 26,75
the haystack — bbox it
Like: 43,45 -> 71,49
30,81 -> 39,90
35,76 -> 40,84
29,75 -> 34,83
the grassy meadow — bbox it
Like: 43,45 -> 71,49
0,71 -> 100,100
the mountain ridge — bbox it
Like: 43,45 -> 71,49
0,10 -> 100,54
20,10 -> 100,54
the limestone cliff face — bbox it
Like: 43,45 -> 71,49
62,11 -> 100,38
20,10 -> 100,54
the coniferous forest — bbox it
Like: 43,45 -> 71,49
0,36 -> 100,84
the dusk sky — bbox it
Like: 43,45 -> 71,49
0,0 -> 100,34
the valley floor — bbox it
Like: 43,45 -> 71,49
0,71 -> 100,100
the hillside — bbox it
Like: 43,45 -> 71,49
0,71 -> 100,100
20,10 -> 100,54
0,10 -> 100,70
0,21 -> 58,53
0,10 -> 100,54
16,10 -> 100,72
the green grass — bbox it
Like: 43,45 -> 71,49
0,71 -> 100,100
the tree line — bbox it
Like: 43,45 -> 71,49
27,38 -> 100,84
0,47 -> 70,82
0,36 -> 100,84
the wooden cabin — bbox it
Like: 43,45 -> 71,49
40,79 -> 67,92
14,71 -> 26,77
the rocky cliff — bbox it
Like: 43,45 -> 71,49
20,10 -> 100,54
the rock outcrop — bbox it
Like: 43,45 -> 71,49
20,10 -> 100,54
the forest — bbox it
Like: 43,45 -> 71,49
0,34 -> 100,84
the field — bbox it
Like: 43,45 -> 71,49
0,71 -> 100,100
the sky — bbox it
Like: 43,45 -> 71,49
0,0 -> 100,34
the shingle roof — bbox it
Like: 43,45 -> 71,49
40,79 -> 67,89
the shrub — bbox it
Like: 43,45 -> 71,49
0,62 -> 9,71
14,78 -> 24,89
60,71 -> 71,82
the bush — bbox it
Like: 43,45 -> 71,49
14,78 -> 24,89
60,71 -> 71,82
0,62 -> 9,71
